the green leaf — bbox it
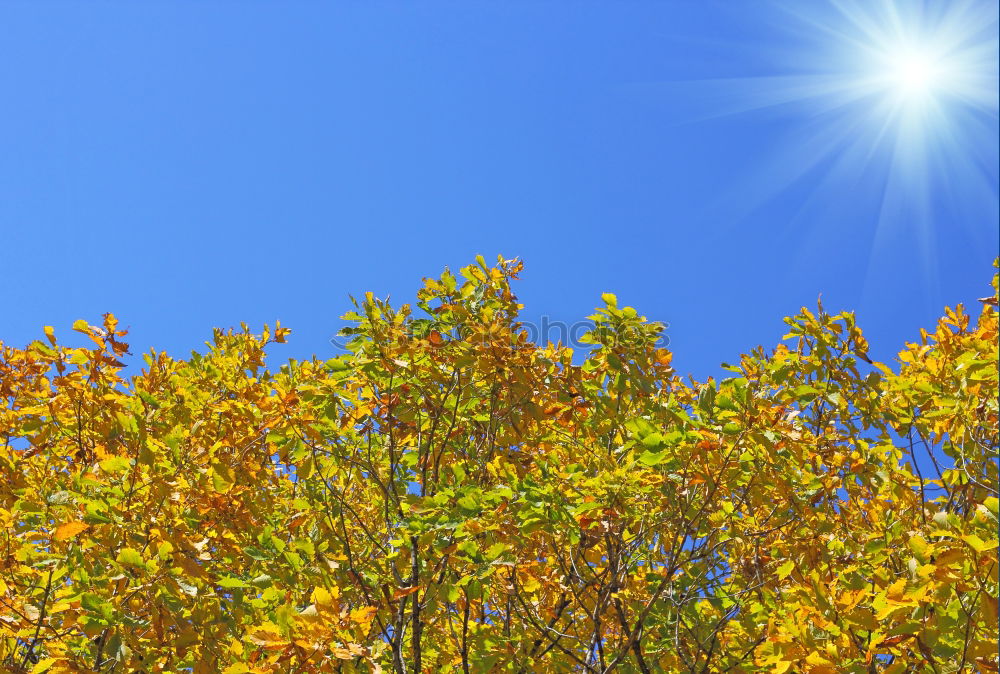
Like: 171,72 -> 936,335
792,384 -> 821,400
218,575 -> 248,589
100,456 -> 131,474
571,501 -> 604,515
641,432 -> 666,450
638,449 -> 668,466
83,501 -> 113,525
457,495 -> 480,514
82,593 -> 114,620
698,385 -> 716,414
116,547 -> 146,569
211,463 -> 235,494
776,560 -> 795,580
961,534 -> 996,553
485,543 -> 507,561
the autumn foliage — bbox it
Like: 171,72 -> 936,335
1,256 -> 997,673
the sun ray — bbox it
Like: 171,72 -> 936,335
665,0 -> 997,294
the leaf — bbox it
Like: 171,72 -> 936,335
218,575 -> 248,589
244,546 -> 271,561
640,432 -> 665,449
46,491 -> 73,506
457,495 -> 480,514
176,579 -> 199,596
638,449 -> 668,466
116,547 -> 146,569
392,585 -> 420,600
878,634 -> 912,647
30,658 -> 56,673
54,521 -> 88,541
776,560 -> 795,580
792,384 -> 821,400
485,543 -> 507,560
100,456 -> 131,474
211,463 -> 235,494
81,593 -> 114,620
962,534 -> 997,553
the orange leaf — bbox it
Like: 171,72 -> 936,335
54,521 -> 88,541
392,585 -> 421,600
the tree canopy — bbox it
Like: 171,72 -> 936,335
1,256 -> 997,673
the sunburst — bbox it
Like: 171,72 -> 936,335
675,0 -> 998,285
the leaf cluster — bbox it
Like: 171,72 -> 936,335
1,256 -> 997,673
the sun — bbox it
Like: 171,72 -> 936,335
886,47 -> 939,98
675,0 -> 997,284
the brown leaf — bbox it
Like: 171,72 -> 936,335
392,585 -> 421,600
877,634 -> 912,647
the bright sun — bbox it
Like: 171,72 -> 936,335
689,0 -> 998,276
889,49 -> 939,97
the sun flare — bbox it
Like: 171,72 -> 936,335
886,48 -> 938,98
683,0 -> 997,280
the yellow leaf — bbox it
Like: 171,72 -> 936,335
31,658 -> 56,673
962,534 -> 997,553
54,521 -> 88,541
246,623 -> 285,648
886,578 -> 907,601
211,463 -> 235,494
221,665 -> 250,674
312,585 -> 339,607
332,645 -> 360,659
351,605 -> 377,626
776,560 -> 795,580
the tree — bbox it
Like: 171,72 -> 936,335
1,256 -> 997,673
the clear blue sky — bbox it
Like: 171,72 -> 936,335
1,1 -> 997,379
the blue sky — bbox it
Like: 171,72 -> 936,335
1,1 -> 997,379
